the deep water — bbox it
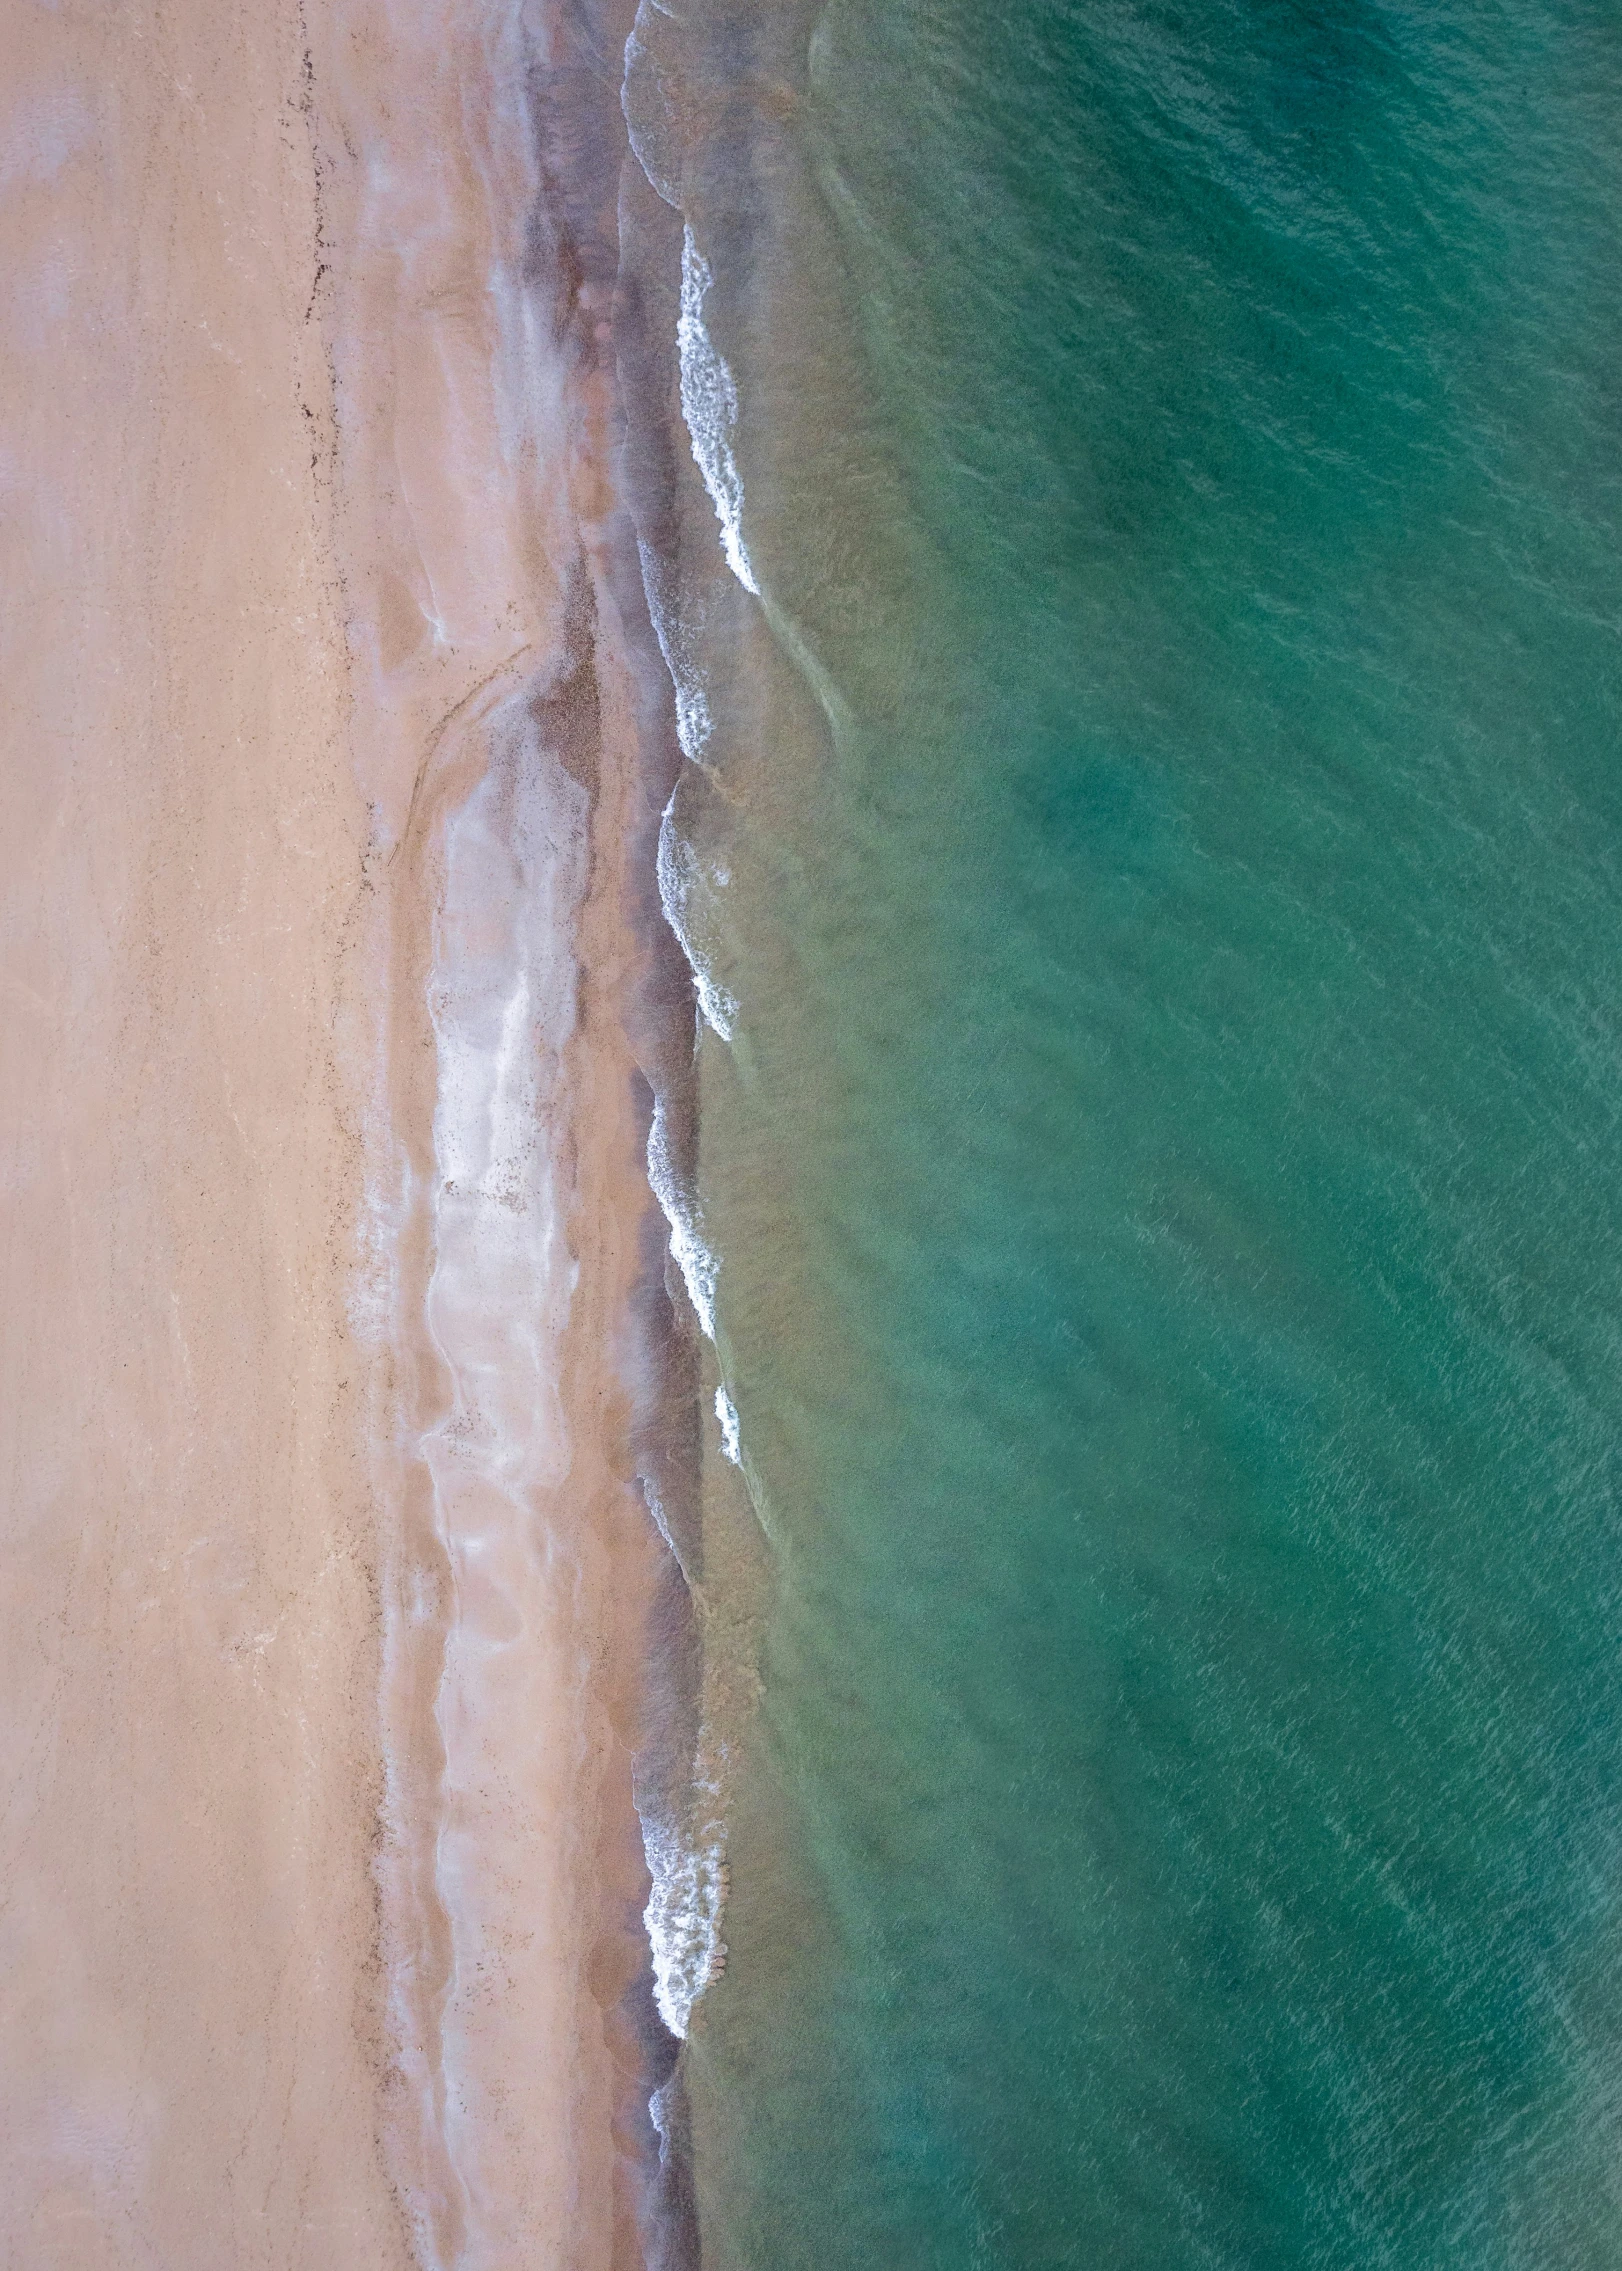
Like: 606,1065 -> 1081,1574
635,0 -> 1622,2262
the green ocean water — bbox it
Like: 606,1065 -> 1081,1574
643,0 -> 1622,2263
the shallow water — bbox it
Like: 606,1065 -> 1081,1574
626,0 -> 1622,2262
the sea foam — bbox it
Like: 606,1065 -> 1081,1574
621,0 -> 681,211
678,225 -> 760,597
656,791 -> 738,1044
641,1750 -> 730,2041
646,1088 -> 718,1343
637,536 -> 713,766
621,19 -> 759,2073
715,1385 -> 742,1464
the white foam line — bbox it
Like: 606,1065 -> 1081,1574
637,537 -> 714,766
678,225 -> 760,597
642,1813 -> 727,2041
646,1089 -> 719,1343
641,1742 -> 731,2040
656,792 -> 737,1043
715,1385 -> 741,1465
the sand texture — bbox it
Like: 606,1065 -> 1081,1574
0,0 -> 668,2262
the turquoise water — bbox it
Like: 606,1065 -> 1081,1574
634,0 -> 1622,2262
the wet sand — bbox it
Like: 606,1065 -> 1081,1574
0,0 -> 667,2262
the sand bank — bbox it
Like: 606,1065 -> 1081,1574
0,0 -> 673,2261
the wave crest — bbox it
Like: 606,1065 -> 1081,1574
679,226 -> 760,596
641,1795 -> 728,2042
656,792 -> 737,1044
646,1089 -> 718,1342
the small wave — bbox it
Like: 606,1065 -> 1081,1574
641,1476 -> 680,1562
715,1385 -> 741,1464
642,1808 -> 728,2041
649,2074 -> 679,2171
621,0 -> 682,211
657,792 -> 737,1043
646,1089 -> 718,1342
678,225 -> 760,597
637,538 -> 714,767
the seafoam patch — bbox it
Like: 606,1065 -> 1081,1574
715,1384 -> 741,1464
678,225 -> 760,597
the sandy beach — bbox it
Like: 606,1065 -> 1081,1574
0,0 -> 671,2261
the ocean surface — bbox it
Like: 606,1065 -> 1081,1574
623,0 -> 1622,2262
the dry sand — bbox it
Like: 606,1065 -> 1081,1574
0,0 -> 666,2262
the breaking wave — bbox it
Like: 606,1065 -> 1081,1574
646,1088 -> 719,1343
641,1786 -> 728,2042
715,1384 -> 742,1464
637,537 -> 713,768
621,9 -> 760,2086
657,792 -> 737,1043
679,225 -> 760,596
